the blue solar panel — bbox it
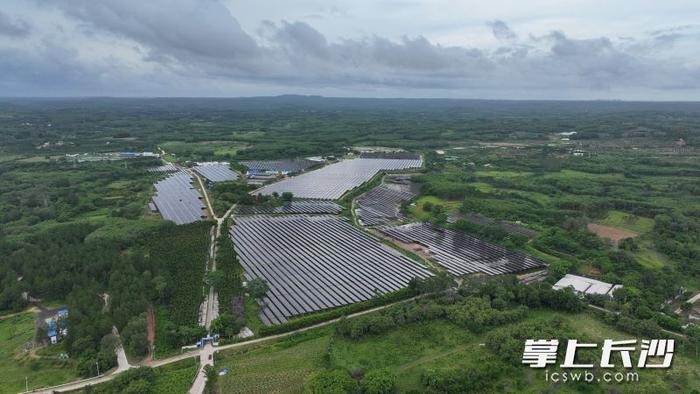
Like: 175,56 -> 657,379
152,171 -> 207,224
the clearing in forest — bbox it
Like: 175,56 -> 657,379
587,223 -> 639,244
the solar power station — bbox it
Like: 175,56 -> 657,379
193,162 -> 240,182
152,171 -> 207,224
378,222 -> 547,276
234,201 -> 343,215
355,175 -> 418,226
230,215 -> 433,325
239,159 -> 317,174
255,157 -> 423,200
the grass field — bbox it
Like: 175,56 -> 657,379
160,141 -> 248,159
475,170 -> 533,178
216,329 -> 332,393
212,310 -> 700,393
151,358 -> 200,394
543,169 -> 624,181
329,320 -> 476,392
600,210 -> 655,233
0,311 -> 79,394
634,241 -> 671,270
409,195 -> 461,221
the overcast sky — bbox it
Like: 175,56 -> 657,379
1,0 -> 699,100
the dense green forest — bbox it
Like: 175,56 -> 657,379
0,156 -> 213,376
1,97 -> 698,161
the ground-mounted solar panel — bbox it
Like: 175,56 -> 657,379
193,162 -> 239,182
152,171 -> 207,224
378,222 -> 547,276
239,159 -> 317,173
255,157 -> 423,200
359,152 -> 421,160
234,201 -> 343,215
147,163 -> 178,173
355,175 -> 419,226
230,215 -> 432,325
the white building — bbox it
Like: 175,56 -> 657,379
552,274 -> 622,297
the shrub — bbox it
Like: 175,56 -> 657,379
361,369 -> 396,394
304,370 -> 358,394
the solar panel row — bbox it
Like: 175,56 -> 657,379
230,215 -> 433,325
147,163 -> 178,173
193,163 -> 240,182
378,222 -> 547,276
355,184 -> 416,226
234,201 -> 343,215
359,152 -> 421,160
255,158 -> 423,200
152,171 -> 207,224
239,159 -> 317,173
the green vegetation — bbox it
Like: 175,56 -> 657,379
408,195 -> 460,221
209,181 -> 256,216
161,140 -> 249,161
600,210 -> 655,233
0,312 -> 79,394
217,329 -> 332,393
70,359 -> 199,394
145,223 -> 211,355
215,305 -> 699,393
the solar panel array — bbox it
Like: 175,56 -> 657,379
355,177 -> 417,226
234,201 -> 343,215
147,163 -> 178,173
239,159 -> 317,173
359,152 -> 421,160
378,222 -> 547,276
193,163 -> 240,182
230,215 -> 433,325
152,171 -> 207,224
255,158 -> 423,200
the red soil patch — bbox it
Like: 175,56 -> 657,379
587,223 -> 639,244
146,304 -> 155,359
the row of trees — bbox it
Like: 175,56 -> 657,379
336,276 -> 585,341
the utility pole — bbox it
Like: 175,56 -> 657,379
96,359 -> 100,376
25,376 -> 28,392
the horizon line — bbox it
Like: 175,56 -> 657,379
1,95 -> 700,103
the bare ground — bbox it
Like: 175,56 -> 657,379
587,223 -> 639,244
146,304 -> 155,360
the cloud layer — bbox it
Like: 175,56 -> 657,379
1,0 -> 699,99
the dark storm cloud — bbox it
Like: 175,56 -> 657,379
49,0 -> 258,61
0,10 -> 30,37
489,20 -> 517,40
2,0 -> 699,97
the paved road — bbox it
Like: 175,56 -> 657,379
189,344 -> 215,394
112,326 -> 132,373
186,167 -> 232,393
